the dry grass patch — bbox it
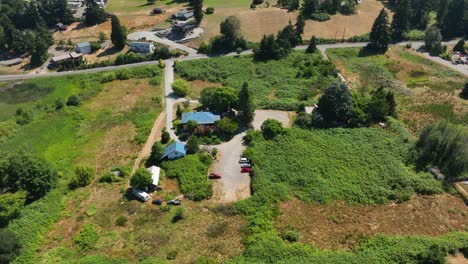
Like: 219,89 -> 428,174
275,195 -> 468,251
187,80 -> 222,100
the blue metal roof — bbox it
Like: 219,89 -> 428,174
181,112 -> 221,125
77,42 -> 90,48
160,142 -> 186,159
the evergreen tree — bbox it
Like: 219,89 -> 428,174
254,34 -> 280,60
238,82 -> 255,126
437,0 -> 449,34
302,0 -> 319,18
295,13 -> 305,44
386,90 -> 397,117
192,0 -> 204,24
288,0 -> 300,11
460,82 -> 468,99
277,21 -> 297,49
453,38 -> 466,53
369,8 -> 391,51
306,35 -> 317,53
425,25 -> 443,55
441,0 -> 465,39
111,15 -> 126,50
84,0 -> 107,26
391,0 -> 411,42
186,136 -> 200,154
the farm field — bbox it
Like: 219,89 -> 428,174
175,51 -> 339,110
198,0 -> 386,43
0,66 -> 165,262
327,46 -> 468,133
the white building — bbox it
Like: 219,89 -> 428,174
128,42 -> 155,53
76,42 -> 91,54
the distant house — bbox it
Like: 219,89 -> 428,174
171,23 -> 197,35
76,42 -> 91,54
50,52 -> 83,65
429,167 -> 446,181
181,112 -> 221,128
160,142 -> 186,160
128,42 -> 155,53
55,23 -> 67,31
147,165 -> 161,192
172,9 -> 194,21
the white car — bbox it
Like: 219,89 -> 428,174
132,189 -> 149,202
239,157 -> 250,164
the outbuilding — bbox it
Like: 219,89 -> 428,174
172,9 -> 194,21
147,165 -> 161,192
160,142 -> 186,160
76,42 -> 92,54
128,42 -> 155,53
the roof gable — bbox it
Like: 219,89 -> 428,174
160,142 -> 186,159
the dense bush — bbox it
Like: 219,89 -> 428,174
74,224 -> 98,250
130,168 -> 152,190
0,230 -> 21,263
160,154 -> 212,200
172,207 -> 184,223
172,79 -> 189,97
205,7 -> 214,14
115,52 -> 146,65
310,13 -> 331,21
244,127 -> 441,204
69,165 -> 95,189
415,122 -> 467,179
115,216 -> 128,226
0,192 -> 26,227
175,52 -> 338,110
66,95 -> 81,106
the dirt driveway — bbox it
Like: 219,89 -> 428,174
212,110 -> 292,203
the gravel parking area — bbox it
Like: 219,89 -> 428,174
211,110 -> 292,203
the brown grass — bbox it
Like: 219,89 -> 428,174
275,195 -> 468,250
187,80 -> 222,100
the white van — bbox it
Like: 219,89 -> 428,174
132,189 -> 149,202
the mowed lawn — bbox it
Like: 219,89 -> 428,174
327,46 -> 468,133
106,0 -> 175,13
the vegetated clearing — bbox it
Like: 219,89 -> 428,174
198,0 -> 386,43
244,126 -> 442,205
276,195 -> 467,250
185,79 -> 223,100
327,46 -> 468,134
175,51 -> 338,110
0,66 -> 164,262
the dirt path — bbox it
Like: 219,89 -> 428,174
132,111 -> 166,174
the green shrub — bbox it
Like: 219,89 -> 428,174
172,79 -> 189,97
69,165 -> 95,189
66,95 -> 81,106
160,154 -> 213,200
74,224 -> 98,250
115,216 -> 128,226
207,222 -> 228,237
149,76 -> 161,86
205,7 -> 214,14
166,250 -> 178,260
0,230 -> 21,263
310,13 -> 331,21
172,208 -> 184,223
281,229 -> 300,242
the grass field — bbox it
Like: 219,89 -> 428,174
327,46 -> 468,133
1,66 -> 165,263
175,51 -> 338,110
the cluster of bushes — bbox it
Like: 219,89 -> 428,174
300,0 -> 357,20
175,51 -> 338,110
198,16 -> 249,54
99,66 -> 162,84
160,153 -> 213,201
99,166 -> 131,183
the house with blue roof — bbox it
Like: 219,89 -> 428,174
160,142 -> 186,160
181,112 -> 221,127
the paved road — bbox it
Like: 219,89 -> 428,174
164,60 -> 179,141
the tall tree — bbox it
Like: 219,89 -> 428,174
238,82 -> 255,126
295,13 -> 305,44
391,0 -> 411,42
277,21 -> 297,48
192,0 -> 204,24
186,136 -> 200,154
130,168 -> 152,189
200,86 -> 238,113
306,35 -> 317,53
317,83 -> 353,126
369,8 -> 391,51
425,25 -> 443,55
301,0 -> 319,18
460,82 -> 468,99
0,230 -> 21,263
453,38 -> 466,53
441,0 -> 465,39
84,0 -> 107,26
111,15 -> 126,50
254,34 -> 280,60
437,0 -> 449,33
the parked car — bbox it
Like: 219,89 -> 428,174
241,167 -> 252,173
239,157 -> 250,164
132,189 -> 149,202
152,8 -> 165,14
240,163 -> 252,168
167,199 -> 181,205
152,199 -> 163,205
209,172 -> 222,179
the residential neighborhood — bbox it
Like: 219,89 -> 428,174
0,0 -> 467,263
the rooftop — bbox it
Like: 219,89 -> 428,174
147,166 -> 161,186
181,112 -> 221,125
77,42 -> 90,48
160,142 -> 186,159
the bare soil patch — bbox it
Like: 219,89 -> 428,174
275,195 -> 468,250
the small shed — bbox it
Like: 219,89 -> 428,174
160,142 -> 186,160
128,42 -> 155,53
181,112 -> 221,126
147,165 -> 161,192
76,42 -> 91,54
428,167 -> 446,181
172,9 -> 194,21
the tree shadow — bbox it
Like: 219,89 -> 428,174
358,45 -> 386,57
97,47 -> 122,57
138,2 -> 155,7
